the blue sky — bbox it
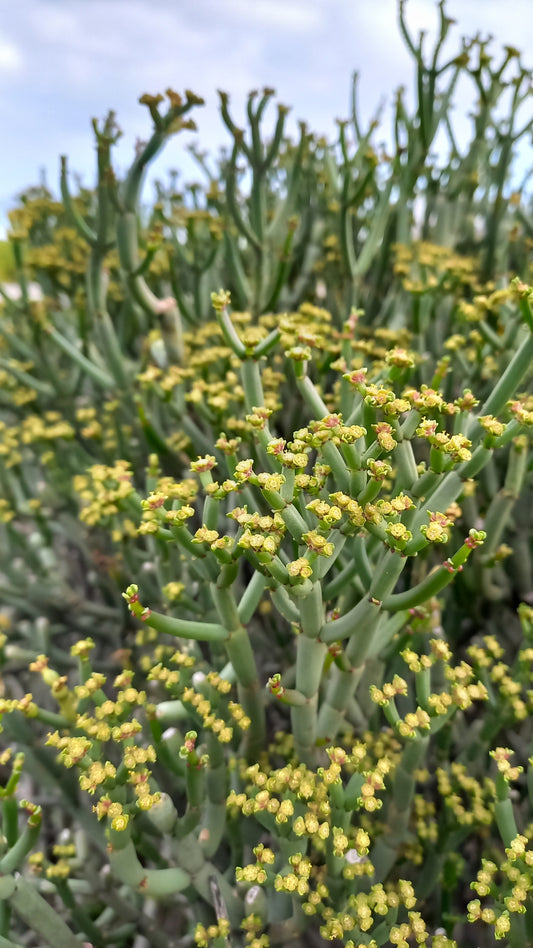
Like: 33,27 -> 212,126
2,0 -> 533,235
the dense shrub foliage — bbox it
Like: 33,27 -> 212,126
0,4 -> 533,947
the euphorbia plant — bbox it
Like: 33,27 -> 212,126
0,3 -> 533,946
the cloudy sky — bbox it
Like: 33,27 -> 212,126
2,0 -> 533,234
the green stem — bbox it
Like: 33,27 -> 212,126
323,556 -> 361,601
108,838 -> 190,896
170,833 -> 242,926
321,442 -> 350,492
60,156 -> 97,245
0,935 -> 25,948
210,584 -> 265,759
473,329 -> 533,423
144,609 -> 228,642
494,796 -> 519,849
382,537 -> 477,611
370,736 -> 430,881
46,325 -> 114,389
270,584 -> 299,623
292,583 -> 327,765
53,879 -> 105,948
241,357 -> 265,411
0,875 -> 81,948
216,303 -> 246,358
318,551 -> 405,739
295,372 -> 329,417
94,308 -> 130,389
0,819 -> 41,874
238,571 -> 267,623
202,733 -> 227,858
482,442 -> 528,559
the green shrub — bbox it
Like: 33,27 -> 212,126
0,4 -> 532,947
0,241 -> 15,281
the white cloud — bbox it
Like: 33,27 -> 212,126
24,0 -> 261,100
29,7 -> 78,43
0,34 -> 23,74
218,0 -> 323,31
2,0 -> 533,232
